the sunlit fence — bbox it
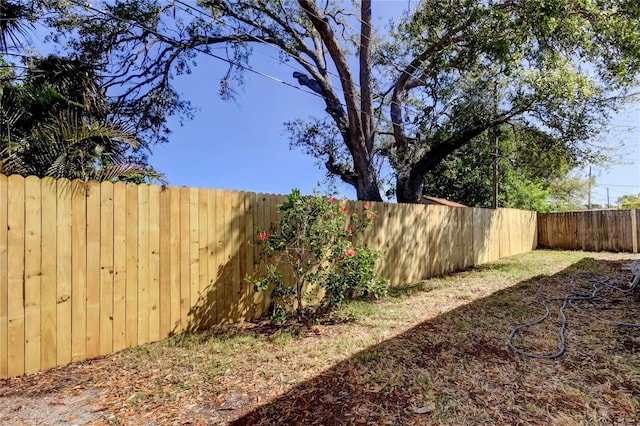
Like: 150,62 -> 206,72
0,174 -> 537,378
538,210 -> 639,253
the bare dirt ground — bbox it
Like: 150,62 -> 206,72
1,250 -> 639,425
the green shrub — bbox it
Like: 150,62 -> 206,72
248,189 -> 388,322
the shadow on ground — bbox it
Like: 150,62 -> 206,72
231,257 -> 640,425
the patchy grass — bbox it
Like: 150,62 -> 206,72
1,250 -> 639,425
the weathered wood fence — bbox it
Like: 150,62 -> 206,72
0,174 -> 537,378
538,210 -> 639,253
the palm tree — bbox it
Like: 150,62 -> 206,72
0,2 -> 162,183
0,110 -> 161,182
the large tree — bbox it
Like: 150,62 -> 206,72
45,0 -> 640,202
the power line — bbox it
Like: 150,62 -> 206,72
595,183 -> 640,188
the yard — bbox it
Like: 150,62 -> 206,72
1,250 -> 639,425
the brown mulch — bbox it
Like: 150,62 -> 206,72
1,251 -> 640,425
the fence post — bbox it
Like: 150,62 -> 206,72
631,209 -> 638,254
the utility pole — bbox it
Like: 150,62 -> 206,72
587,166 -> 592,210
491,82 -> 499,209
607,187 -> 610,209
492,131 -> 499,209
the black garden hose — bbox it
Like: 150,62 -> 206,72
508,272 -> 640,359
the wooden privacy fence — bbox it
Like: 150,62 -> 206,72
538,210 -> 639,253
0,173 -> 537,378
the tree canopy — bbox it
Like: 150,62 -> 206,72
422,125 -> 595,211
27,0 -> 640,201
617,194 -> 640,209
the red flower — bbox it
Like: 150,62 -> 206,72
258,231 -> 269,241
339,255 -> 345,261
346,248 -> 356,257
367,212 -> 376,220
347,226 -> 353,233
364,203 -> 372,210
340,206 -> 347,213
328,197 -> 338,203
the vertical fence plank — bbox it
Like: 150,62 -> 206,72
242,192 -> 254,320
207,189 -> 218,327
221,190 -> 232,323
55,179 -> 72,367
169,187 -> 181,333
197,188 -> 209,328
112,182 -> 127,352
125,184 -> 138,348
189,187 -> 199,327
24,176 -> 41,375
460,208 -> 474,269
251,194 -> 265,319
40,178 -> 57,371
148,185 -> 160,342
371,202 -> 389,279
85,181 -> 101,358
71,181 -> 86,362
99,182 -> 114,356
427,206 -> 443,277
631,209 -> 638,254
263,194 -> 280,315
0,175 -> 7,377
179,187 -> 190,331
7,175 -> 25,377
159,187 -> 172,338
416,204 -> 430,281
214,189 -> 226,324
137,184 -> 150,345
230,191 -> 242,323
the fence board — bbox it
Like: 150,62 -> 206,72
230,191 -> 242,323
148,185 -> 160,342
125,184 -> 138,348
159,187 -> 172,338
220,190 -> 232,324
252,194 -> 266,319
24,177 -> 41,375
99,182 -> 114,356
169,187 -> 181,333
207,189 -> 218,326
112,182 -> 127,352
40,178 -> 57,371
55,180 -> 72,366
7,175 -> 25,377
137,184 -> 150,344
242,192 -> 254,319
214,190 -> 225,324
0,175 -> 7,377
71,182 -> 86,361
179,187 -> 190,331
85,181 -> 101,358
197,188 -> 209,329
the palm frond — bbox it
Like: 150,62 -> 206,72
0,0 -> 34,52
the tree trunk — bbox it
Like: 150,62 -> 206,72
395,170 -> 424,204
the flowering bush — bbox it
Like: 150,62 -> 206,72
248,189 -> 388,323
